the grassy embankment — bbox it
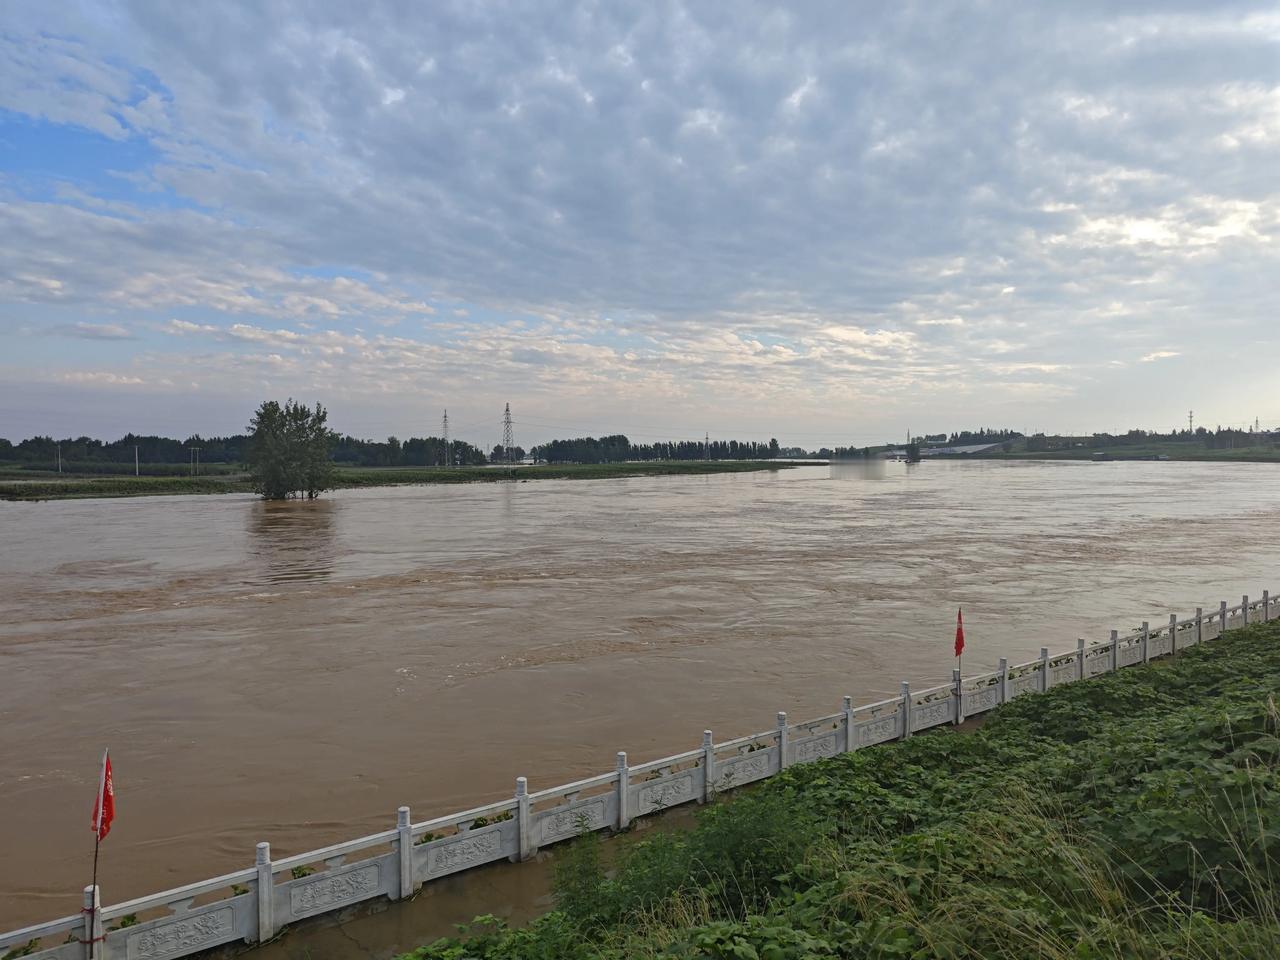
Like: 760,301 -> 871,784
0,461 -> 804,501
405,621 -> 1280,959
969,438 -> 1280,462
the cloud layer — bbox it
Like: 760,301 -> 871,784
1,1 -> 1277,443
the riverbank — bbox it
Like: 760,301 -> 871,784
0,460 -> 807,501
966,440 -> 1280,462
405,620 -> 1280,959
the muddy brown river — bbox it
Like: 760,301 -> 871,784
2,460 -> 1278,931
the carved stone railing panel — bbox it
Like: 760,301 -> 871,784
961,685 -> 1000,716
911,697 -> 953,731
1117,639 -> 1144,668
414,820 -> 517,883
713,745 -> 779,790
276,852 -> 396,924
534,793 -> 618,846
1084,648 -> 1112,677
788,730 -> 840,766
105,894 -> 252,960
1006,666 -> 1041,699
853,711 -> 902,747
627,766 -> 703,817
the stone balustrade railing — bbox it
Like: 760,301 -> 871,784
2,588 -> 1273,960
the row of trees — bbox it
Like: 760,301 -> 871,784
0,433 -> 248,464
1024,426 -> 1271,452
331,434 -> 486,467
0,430 -> 486,468
531,435 -> 781,463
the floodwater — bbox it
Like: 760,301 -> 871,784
1,460 -> 1278,930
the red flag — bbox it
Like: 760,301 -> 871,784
954,608 -> 965,659
91,750 -> 115,842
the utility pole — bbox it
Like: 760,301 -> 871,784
704,432 -> 710,461
502,403 -> 515,463
442,409 -> 451,468
134,444 -> 139,477
56,442 -> 62,474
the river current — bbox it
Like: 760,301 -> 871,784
1,460 -> 1277,928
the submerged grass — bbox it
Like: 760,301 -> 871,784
402,621 -> 1280,959
0,460 -> 800,500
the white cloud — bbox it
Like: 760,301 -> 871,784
0,1 -> 1276,440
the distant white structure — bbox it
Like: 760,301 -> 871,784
883,442 -> 1003,459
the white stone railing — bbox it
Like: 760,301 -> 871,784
2,588 -> 1274,960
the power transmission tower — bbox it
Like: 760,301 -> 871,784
442,409 -> 451,467
704,432 -> 710,461
1188,410 -> 1194,433
502,403 -> 515,462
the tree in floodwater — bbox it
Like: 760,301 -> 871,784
247,400 -> 335,499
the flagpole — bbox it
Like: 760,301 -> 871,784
89,748 -> 107,950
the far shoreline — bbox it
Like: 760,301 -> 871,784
0,460 -> 819,502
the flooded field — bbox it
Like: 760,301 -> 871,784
2,459 -> 1278,929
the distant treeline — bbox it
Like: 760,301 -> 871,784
5,424 -> 1270,471
0,433 -> 485,468
1025,426 -> 1273,452
532,435 -> 781,463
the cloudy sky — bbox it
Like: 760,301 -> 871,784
2,2 -> 1277,448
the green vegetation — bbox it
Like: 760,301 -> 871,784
0,476 -> 251,500
333,461 -> 803,487
978,439 -> 1280,462
403,621 -> 1280,959
964,427 -> 1280,462
247,399 -> 335,500
0,460 -> 801,501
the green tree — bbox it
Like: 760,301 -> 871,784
247,399 -> 335,500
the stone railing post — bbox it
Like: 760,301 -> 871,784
842,696 -> 856,752
998,657 -> 1008,703
1109,630 -> 1119,671
1169,614 -> 1178,656
1039,647 -> 1049,691
396,806 -> 413,899
777,712 -> 789,769
953,668 -> 964,724
1243,595 -> 1250,626
615,753 -> 630,830
255,842 -> 274,943
1220,600 -> 1228,635
701,731 -> 715,801
515,777 -> 533,861
1141,621 -> 1150,664
83,884 -> 103,960
1195,608 -> 1203,645
900,681 -> 912,740
1076,638 -> 1085,680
